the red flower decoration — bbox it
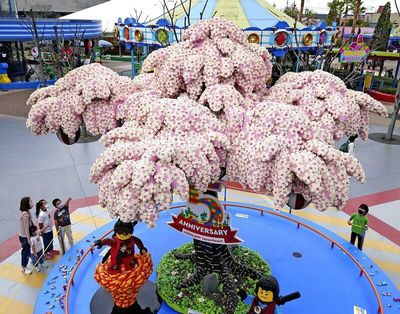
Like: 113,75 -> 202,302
275,32 -> 287,46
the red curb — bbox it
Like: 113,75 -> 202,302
1,186 -> 399,262
0,235 -> 19,263
344,188 -> 400,208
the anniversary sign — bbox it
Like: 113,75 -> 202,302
168,183 -> 242,244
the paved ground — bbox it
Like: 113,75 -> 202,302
0,188 -> 399,313
0,61 -> 399,312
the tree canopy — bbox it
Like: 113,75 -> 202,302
371,2 -> 392,51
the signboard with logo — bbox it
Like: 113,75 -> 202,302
340,34 -> 370,63
168,183 -> 242,244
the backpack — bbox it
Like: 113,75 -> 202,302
339,140 -> 349,153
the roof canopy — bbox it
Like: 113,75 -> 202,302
0,18 -> 101,42
61,0 -> 305,33
167,0 -> 305,29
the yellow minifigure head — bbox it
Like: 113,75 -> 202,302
116,233 -> 132,241
255,275 -> 279,304
257,287 -> 274,303
113,219 -> 138,241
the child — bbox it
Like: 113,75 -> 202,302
29,225 -> 48,272
347,204 -> 369,250
36,200 -> 59,259
53,197 -> 74,253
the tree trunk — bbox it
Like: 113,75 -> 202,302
351,0 -> 361,34
174,239 -> 261,314
386,84 -> 400,140
379,60 -> 385,76
299,0 -> 305,22
341,4 -> 348,42
30,10 -> 47,87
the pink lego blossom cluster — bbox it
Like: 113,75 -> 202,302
26,63 -> 139,138
140,18 -> 272,99
227,102 -> 366,210
26,18 -> 388,226
267,70 -> 387,143
89,97 -> 229,225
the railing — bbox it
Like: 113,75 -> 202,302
64,202 -> 384,314
64,229 -> 112,313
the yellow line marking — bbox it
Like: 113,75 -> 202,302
292,211 -> 348,227
373,259 -> 400,274
72,231 -> 89,242
94,205 -> 107,211
0,295 -> 33,314
0,264 -> 45,289
71,213 -> 111,227
336,233 -> 400,254
227,189 -> 339,212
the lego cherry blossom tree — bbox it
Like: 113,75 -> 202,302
27,17 -> 387,314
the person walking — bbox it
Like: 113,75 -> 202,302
53,197 -> 74,254
29,225 -> 48,272
347,204 -> 369,250
19,197 -> 33,274
36,199 -> 59,259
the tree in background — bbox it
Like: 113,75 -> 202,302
327,0 -> 366,40
327,0 -> 345,25
350,0 -> 366,33
301,9 -> 317,26
283,3 -> 299,19
299,0 -> 305,21
284,2 -> 314,22
371,2 -> 391,52
385,0 -> 400,141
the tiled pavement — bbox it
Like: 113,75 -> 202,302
0,109 -> 399,313
0,187 -> 399,313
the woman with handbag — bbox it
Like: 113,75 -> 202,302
19,197 -> 34,275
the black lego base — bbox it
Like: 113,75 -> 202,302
90,281 -> 162,314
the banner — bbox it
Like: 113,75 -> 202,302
340,34 -> 370,63
168,185 -> 243,244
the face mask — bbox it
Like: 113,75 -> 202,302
358,209 -> 364,215
58,203 -> 64,209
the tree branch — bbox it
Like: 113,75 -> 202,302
200,0 -> 209,19
162,0 -> 179,43
179,0 -> 190,25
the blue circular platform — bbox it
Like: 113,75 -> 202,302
34,202 -> 400,314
